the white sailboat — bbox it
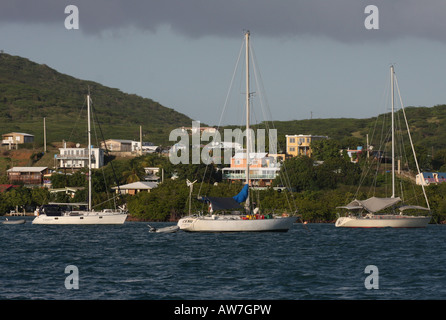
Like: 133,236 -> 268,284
177,31 -> 297,232
32,94 -> 128,225
335,66 -> 431,228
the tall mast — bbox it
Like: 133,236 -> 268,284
391,65 -> 395,198
245,31 -> 250,209
87,94 -> 92,211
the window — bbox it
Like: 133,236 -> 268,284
289,138 -> 295,143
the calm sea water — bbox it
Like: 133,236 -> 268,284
1,217 -> 446,301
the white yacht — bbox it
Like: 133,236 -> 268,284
335,66 -> 431,228
33,94 -> 127,225
178,32 -> 297,232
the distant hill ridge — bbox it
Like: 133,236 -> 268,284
0,52 -> 193,146
1,52 -> 446,150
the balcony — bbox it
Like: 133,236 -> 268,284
222,169 -> 280,180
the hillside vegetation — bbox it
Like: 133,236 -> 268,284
2,52 -> 446,151
0,53 -> 193,146
1,52 -> 446,223
267,104 -> 446,152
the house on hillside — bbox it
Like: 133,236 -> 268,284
7,167 -> 49,185
55,143 -> 104,169
101,139 -> 133,152
222,151 -> 283,187
285,134 -> 328,157
144,167 -> 162,182
112,181 -> 158,195
416,172 -> 446,186
49,187 -> 85,198
346,146 -> 364,163
180,126 -> 218,135
2,132 -> 34,148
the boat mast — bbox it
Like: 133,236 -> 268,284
245,31 -> 250,210
87,94 -> 92,211
391,65 -> 395,198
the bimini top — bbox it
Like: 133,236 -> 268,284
337,196 -> 402,213
200,197 -> 242,210
200,184 -> 249,211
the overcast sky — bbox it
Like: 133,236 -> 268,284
1,0 -> 446,126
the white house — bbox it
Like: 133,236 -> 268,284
56,144 -> 104,169
101,139 -> 158,153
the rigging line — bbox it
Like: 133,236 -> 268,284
355,70 -> 393,199
66,97 -> 87,145
90,100 -> 115,209
248,41 -> 298,213
250,45 -> 274,130
197,38 -> 245,198
394,74 -> 430,209
90,97 -> 123,203
216,38 -> 245,130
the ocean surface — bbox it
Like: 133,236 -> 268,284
1,217 -> 446,301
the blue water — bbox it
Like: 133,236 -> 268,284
1,217 -> 446,300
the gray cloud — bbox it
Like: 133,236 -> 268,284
1,0 -> 446,43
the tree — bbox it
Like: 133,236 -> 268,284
5,187 -> 32,212
405,144 -> 431,172
122,158 -> 146,183
311,139 -> 341,161
31,187 -> 50,206
126,179 -> 190,221
432,148 -> 446,170
50,173 -> 69,188
276,156 -> 317,192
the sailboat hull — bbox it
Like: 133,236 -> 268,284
32,213 -> 127,225
178,215 -> 296,232
335,215 -> 431,228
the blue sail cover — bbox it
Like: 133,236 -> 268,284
233,184 -> 249,203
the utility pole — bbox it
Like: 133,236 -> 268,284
140,125 -> 143,156
43,117 -> 47,153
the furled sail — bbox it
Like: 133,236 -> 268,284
233,184 -> 249,203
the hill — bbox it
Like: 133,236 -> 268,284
266,104 -> 446,152
1,52 -> 446,154
0,52 -> 194,146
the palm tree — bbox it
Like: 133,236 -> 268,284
122,158 -> 145,183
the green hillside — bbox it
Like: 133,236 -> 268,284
1,52 -> 446,153
264,105 -> 446,152
0,52 -> 193,146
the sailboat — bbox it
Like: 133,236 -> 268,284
32,94 -> 128,225
177,31 -> 297,232
335,66 -> 431,228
